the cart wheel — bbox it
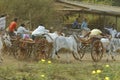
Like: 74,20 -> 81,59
72,52 -> 80,60
72,45 -> 86,60
41,39 -> 50,59
91,40 -> 104,62
34,38 -> 50,61
78,45 -> 86,60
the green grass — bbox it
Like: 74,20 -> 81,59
0,59 -> 120,80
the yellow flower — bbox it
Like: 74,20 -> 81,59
96,70 -> 102,74
105,64 -> 110,68
48,61 -> 51,64
41,75 -> 45,77
41,59 -> 45,62
104,77 -> 110,80
92,70 -> 96,74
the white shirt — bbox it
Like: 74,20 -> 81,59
17,26 -> 29,34
32,25 -> 49,36
0,17 -> 6,30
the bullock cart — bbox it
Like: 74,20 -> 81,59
8,34 -> 24,57
14,37 -> 51,61
77,37 -> 104,62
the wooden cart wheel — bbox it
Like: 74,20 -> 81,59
14,42 -> 27,60
72,44 -> 87,60
72,52 -> 80,60
34,38 -> 50,61
77,45 -> 86,60
39,39 -> 49,59
91,40 -> 104,62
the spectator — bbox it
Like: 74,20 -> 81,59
72,18 -> 80,29
111,23 -> 116,29
81,18 -> 90,31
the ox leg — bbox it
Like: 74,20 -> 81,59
110,52 -> 116,61
51,49 -> 56,59
0,52 -> 3,63
55,51 -> 60,58
108,49 -> 116,61
51,47 -> 60,59
66,52 -> 70,63
106,52 -> 110,62
106,50 -> 116,61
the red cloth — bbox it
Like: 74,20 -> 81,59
8,21 -> 17,32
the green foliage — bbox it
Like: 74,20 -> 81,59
0,0 -> 60,29
91,64 -> 120,80
0,60 -> 120,80
112,0 -> 120,6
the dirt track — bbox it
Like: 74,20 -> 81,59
1,52 -> 120,67
54,52 -> 120,62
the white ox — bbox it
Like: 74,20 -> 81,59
100,38 -> 110,51
50,35 -> 80,60
107,38 -> 120,60
0,32 -> 12,63
101,37 -> 120,61
44,31 -> 65,42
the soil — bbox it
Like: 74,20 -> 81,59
1,52 -> 120,66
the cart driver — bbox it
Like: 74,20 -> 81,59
84,28 -> 105,38
82,28 -> 108,44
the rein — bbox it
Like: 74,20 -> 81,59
44,33 -> 54,41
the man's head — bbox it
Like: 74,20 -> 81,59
1,14 -> 7,17
83,18 -> 87,21
21,23 -> 25,27
39,23 -> 43,26
76,18 -> 78,21
14,18 -> 18,22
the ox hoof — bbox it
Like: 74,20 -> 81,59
111,56 -> 116,61
106,59 -> 109,62
57,56 -> 60,58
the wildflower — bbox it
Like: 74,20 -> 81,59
41,59 -> 45,62
105,64 -> 110,68
92,70 -> 96,74
104,76 -> 110,80
96,70 -> 102,74
41,75 -> 45,77
48,61 -> 51,64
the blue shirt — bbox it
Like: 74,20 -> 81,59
72,21 -> 79,28
81,21 -> 88,29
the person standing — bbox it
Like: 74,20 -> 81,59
8,18 -> 18,36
